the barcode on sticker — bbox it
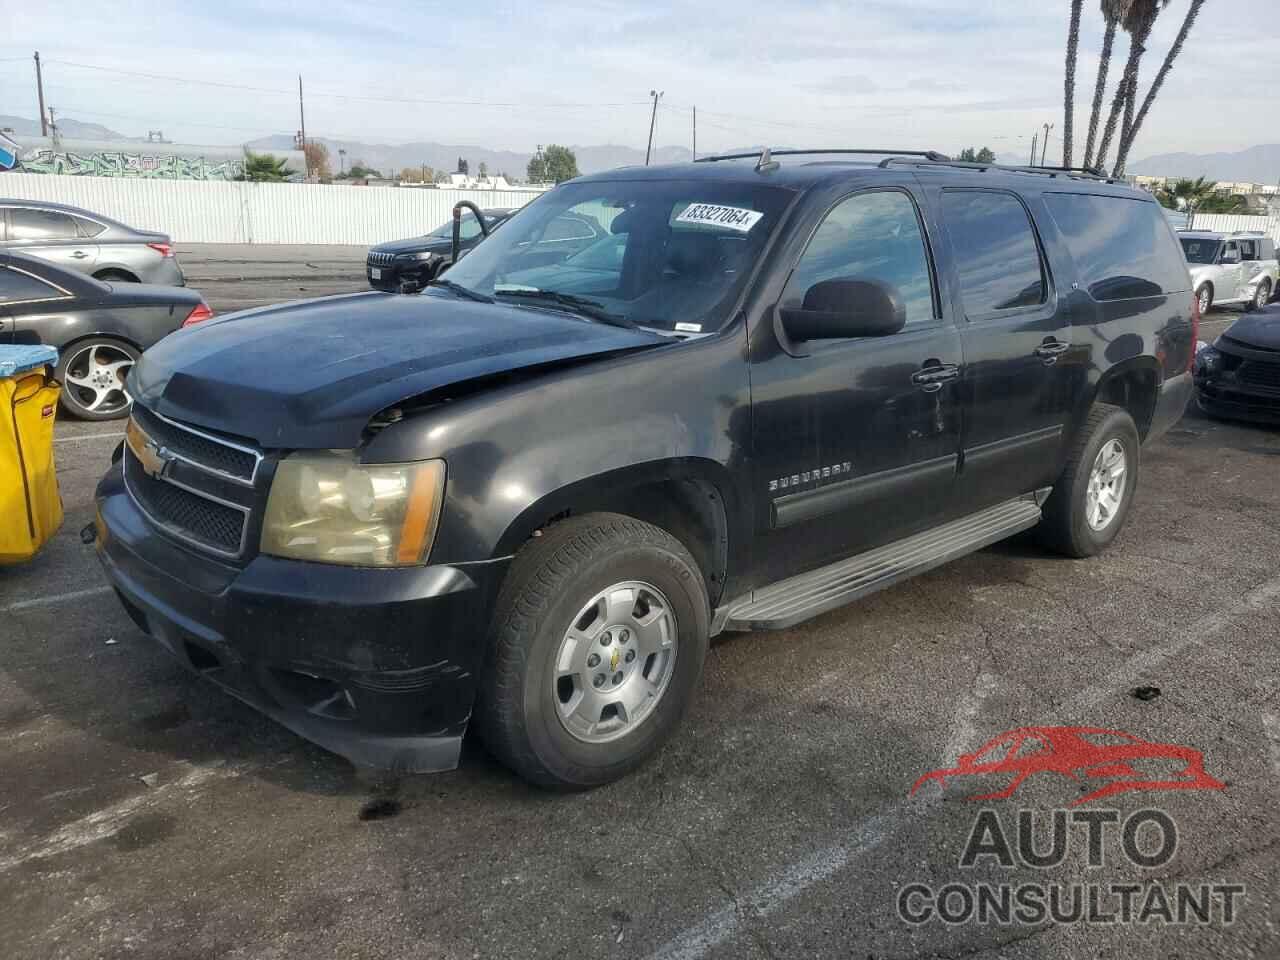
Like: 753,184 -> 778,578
675,203 -> 763,233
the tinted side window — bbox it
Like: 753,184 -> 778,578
941,190 -> 1045,314
9,208 -> 80,241
74,216 -> 107,238
0,266 -> 63,304
1044,193 -> 1189,300
783,190 -> 935,329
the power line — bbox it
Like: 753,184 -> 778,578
44,59 -> 650,109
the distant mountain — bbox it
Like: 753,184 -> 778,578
0,114 -> 130,141
245,135 -> 692,177
1128,144 -> 1280,183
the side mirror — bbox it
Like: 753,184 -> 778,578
451,201 -> 490,264
780,278 -> 907,341
1219,250 -> 1240,265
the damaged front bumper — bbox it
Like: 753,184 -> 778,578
92,461 -> 509,773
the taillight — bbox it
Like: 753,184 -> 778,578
147,242 -> 174,258
183,303 -> 214,327
1187,290 -> 1200,372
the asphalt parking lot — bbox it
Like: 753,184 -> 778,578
1,249 -> 1278,960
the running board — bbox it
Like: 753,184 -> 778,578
715,496 -> 1044,633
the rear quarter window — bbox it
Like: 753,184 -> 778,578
1044,193 -> 1189,300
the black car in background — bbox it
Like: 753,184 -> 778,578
1194,304 -> 1280,424
366,208 -> 514,291
365,207 -> 608,292
0,251 -> 211,420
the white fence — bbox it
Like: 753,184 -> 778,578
1187,213 -> 1280,243
0,173 -> 546,245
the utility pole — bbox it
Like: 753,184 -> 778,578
1040,122 -> 1054,167
645,90 -> 663,166
298,74 -> 308,178
1029,133 -> 1038,166
692,105 -> 696,161
34,51 -> 48,137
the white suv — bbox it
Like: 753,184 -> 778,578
1179,231 -> 1278,313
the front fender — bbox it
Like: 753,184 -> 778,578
361,328 -> 755,572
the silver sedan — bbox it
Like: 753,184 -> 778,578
0,199 -> 185,286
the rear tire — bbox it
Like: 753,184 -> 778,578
477,513 -> 709,789
93,269 -> 140,283
54,337 -> 140,421
1037,404 -> 1140,558
1245,279 -> 1271,312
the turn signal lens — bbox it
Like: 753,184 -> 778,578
262,453 -> 446,567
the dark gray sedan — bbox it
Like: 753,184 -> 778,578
0,251 -> 210,420
1,199 -> 186,286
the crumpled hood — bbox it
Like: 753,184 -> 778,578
130,290 -> 666,448
1220,313 -> 1280,352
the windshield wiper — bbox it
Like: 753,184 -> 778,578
495,288 -> 636,329
428,279 -> 494,303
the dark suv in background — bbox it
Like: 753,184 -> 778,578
366,207 -> 514,292
93,149 -> 1194,790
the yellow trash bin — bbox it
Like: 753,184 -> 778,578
1,345 -> 64,565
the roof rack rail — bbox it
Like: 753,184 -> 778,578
878,156 -> 1115,182
694,148 -> 952,166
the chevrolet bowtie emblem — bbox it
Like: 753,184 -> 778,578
126,419 -> 175,480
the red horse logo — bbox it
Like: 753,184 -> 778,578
911,726 -> 1225,806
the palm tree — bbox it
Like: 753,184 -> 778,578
1082,0 -> 1133,170
1063,0 -> 1085,167
1094,0 -> 1170,174
1155,177 -> 1217,227
239,151 -> 293,182
1111,0 -> 1206,177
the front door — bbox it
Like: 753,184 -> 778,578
932,188 -> 1074,510
1217,240 -> 1245,302
749,187 -> 962,587
1237,237 -> 1262,301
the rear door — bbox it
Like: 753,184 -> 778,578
5,206 -> 99,273
749,185 -> 963,585
0,262 -> 78,345
932,187 -> 1073,510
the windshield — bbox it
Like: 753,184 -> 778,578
441,179 -> 792,332
1180,237 -> 1221,264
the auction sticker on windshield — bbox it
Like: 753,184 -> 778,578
675,203 -> 764,233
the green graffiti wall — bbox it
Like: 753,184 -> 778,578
17,148 -> 245,180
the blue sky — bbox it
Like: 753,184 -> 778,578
1,1 -> 1272,161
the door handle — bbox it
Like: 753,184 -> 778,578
71,251 -> 89,259
911,363 -> 960,393
1034,340 -> 1070,364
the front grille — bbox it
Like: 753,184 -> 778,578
1238,361 -> 1280,391
367,251 -> 398,267
123,405 -> 262,559
125,449 -> 247,554
131,404 -> 258,483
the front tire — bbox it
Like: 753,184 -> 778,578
478,513 -> 709,789
1195,284 -> 1213,317
1037,404 -> 1140,558
55,337 -> 140,420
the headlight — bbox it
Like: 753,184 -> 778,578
261,452 -> 445,566
397,251 -> 440,261
1195,345 -> 1221,373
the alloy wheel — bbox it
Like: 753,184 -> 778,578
1085,438 -> 1127,532
552,580 -> 678,743
63,342 -> 134,416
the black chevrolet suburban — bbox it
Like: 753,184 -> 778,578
92,149 -> 1195,789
